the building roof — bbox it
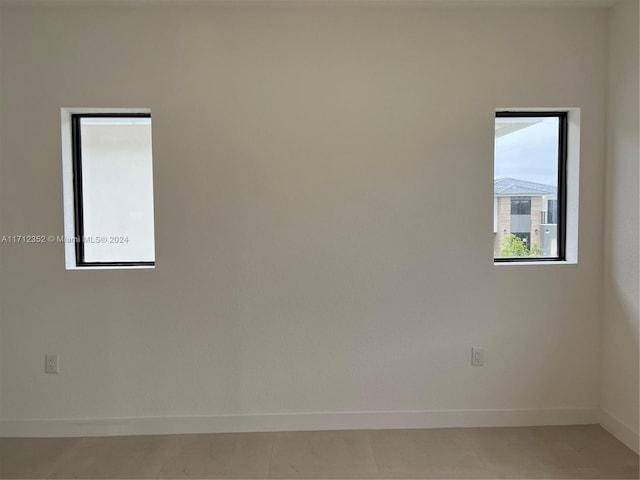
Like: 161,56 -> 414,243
494,177 -> 557,196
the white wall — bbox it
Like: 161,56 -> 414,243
0,2 -> 608,436
600,0 -> 640,454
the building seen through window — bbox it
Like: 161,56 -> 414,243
494,113 -> 566,261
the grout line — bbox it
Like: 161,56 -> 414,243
366,430 -> 382,477
266,431 -> 277,479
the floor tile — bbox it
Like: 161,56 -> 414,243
48,434 -> 181,479
515,426 -> 595,469
156,432 -> 274,479
0,437 -> 82,479
590,466 -> 640,479
465,425 -> 640,479
2,425 -> 638,479
269,430 -> 378,478
368,428 -> 495,478
559,424 -> 640,470
552,467 -> 640,479
463,426 -> 585,478
489,466 -> 640,479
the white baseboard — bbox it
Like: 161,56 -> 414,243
0,407 -> 598,438
599,409 -> 640,454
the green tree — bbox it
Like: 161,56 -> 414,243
529,243 -> 543,256
500,234 -> 529,257
500,234 -> 543,257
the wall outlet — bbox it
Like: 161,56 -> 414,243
45,354 -> 59,374
471,347 -> 484,366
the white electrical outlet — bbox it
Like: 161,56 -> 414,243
45,354 -> 59,374
471,347 -> 484,366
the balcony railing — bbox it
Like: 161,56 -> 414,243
541,211 -> 557,225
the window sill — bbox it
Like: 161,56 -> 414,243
494,260 -> 577,266
66,265 -> 155,271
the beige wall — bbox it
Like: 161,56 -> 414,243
495,196 -> 511,256
600,0 -> 640,453
0,2 -> 608,435
531,196 -> 542,249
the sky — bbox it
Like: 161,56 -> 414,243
494,117 -> 559,187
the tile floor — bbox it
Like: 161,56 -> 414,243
1,425 -> 638,479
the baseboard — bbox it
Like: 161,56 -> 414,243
599,409 -> 640,454
0,407 -> 598,437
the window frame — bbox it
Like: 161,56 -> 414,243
61,108 -> 156,270
494,111 -> 568,263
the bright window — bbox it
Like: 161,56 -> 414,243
61,109 -> 155,269
494,112 -> 567,261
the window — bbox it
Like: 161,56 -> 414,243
61,109 -> 155,269
510,197 -> 531,215
494,111 -> 567,262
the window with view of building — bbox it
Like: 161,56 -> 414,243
494,112 -> 567,261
